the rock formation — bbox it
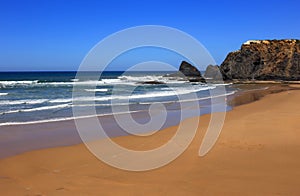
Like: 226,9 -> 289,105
204,65 -> 222,80
220,39 -> 300,80
166,61 -> 206,82
179,61 -> 202,77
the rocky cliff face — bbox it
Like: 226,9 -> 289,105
220,39 -> 300,80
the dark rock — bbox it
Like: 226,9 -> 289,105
220,39 -> 300,81
165,61 -> 206,83
179,61 -> 202,77
204,65 -> 223,80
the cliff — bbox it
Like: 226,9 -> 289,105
220,39 -> 300,81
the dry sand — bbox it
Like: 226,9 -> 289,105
1,89 -> 300,195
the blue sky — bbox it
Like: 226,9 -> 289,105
0,0 -> 299,71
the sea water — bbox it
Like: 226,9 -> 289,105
0,71 -> 235,126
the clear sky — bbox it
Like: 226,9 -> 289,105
0,0 -> 299,71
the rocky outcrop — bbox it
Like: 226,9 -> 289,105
179,61 -> 202,77
220,39 -> 300,81
166,61 -> 206,82
204,65 -> 222,80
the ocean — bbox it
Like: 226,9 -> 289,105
0,71 -> 235,127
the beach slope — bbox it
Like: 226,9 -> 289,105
1,89 -> 300,195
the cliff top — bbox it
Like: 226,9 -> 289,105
243,39 -> 299,45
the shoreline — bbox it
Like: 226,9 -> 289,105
0,91 -> 235,127
0,84 -> 297,159
0,85 -> 300,194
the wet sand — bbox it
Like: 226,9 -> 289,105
1,86 -> 300,195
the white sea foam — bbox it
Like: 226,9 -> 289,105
73,86 -> 217,103
118,75 -> 188,84
49,98 -> 73,103
0,80 -> 39,85
213,83 -> 233,86
0,93 -> 8,96
0,91 -> 236,127
85,89 -> 109,92
40,80 -> 133,86
0,99 -> 48,105
0,80 -> 39,89
73,102 -> 135,107
0,77 -> 199,89
0,104 -> 71,115
44,81 -> 104,86
58,85 -> 216,103
0,87 -> 232,115
101,79 -> 123,83
140,91 -> 236,105
118,75 -> 163,81
0,110 -> 143,127
43,86 -> 216,105
0,80 -> 106,88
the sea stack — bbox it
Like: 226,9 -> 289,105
166,61 -> 206,82
179,61 -> 202,78
204,65 -> 223,80
220,39 -> 300,81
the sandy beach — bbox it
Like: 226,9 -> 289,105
1,87 -> 300,195
1,0 -> 299,195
